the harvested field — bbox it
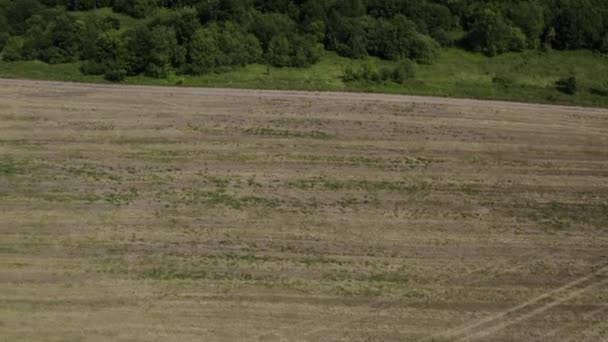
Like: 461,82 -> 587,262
1,79 -> 607,341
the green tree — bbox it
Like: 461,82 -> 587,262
150,7 -> 200,45
43,13 -> 85,63
326,14 -> 370,58
197,0 -> 253,24
2,36 -> 24,61
5,0 -> 43,35
124,25 -> 154,75
367,15 -> 439,64
551,0 -> 603,49
146,25 -> 182,77
367,15 -> 418,61
187,28 -> 220,74
290,34 -> 320,67
410,34 -> 440,65
267,35 -> 291,67
332,0 -> 365,18
600,34 -> 608,54
0,32 -> 8,52
504,0 -> 545,49
186,23 -> 261,74
218,21 -> 261,67
20,15 -> 49,60
81,29 -> 126,75
250,11 -> 296,50
467,7 -> 526,56
113,0 -> 155,18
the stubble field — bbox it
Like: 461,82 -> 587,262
1,79 -> 607,341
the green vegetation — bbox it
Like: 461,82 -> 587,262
556,76 -> 578,95
2,49 -> 608,107
0,1 -> 608,106
0,157 -> 24,176
342,59 -> 416,84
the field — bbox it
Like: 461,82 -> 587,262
1,48 -> 608,108
1,79 -> 608,341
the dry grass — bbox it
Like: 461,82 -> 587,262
1,79 -> 608,341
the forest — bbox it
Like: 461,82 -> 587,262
0,0 -> 607,82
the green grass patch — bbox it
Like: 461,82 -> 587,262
287,176 -> 431,193
0,157 -> 28,176
1,49 -> 608,107
513,201 -> 608,231
180,189 -> 279,210
243,127 -> 331,139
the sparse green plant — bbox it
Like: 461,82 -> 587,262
341,59 -> 415,85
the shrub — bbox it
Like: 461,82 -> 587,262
508,27 -> 527,52
556,76 -> 577,95
467,7 -> 527,56
101,16 -> 121,31
600,34 -> 608,54
113,0 -> 155,18
342,65 -> 357,81
341,60 -> 415,84
2,36 -> 23,61
411,34 -> 440,64
431,29 -> 454,48
599,82 -> 608,96
80,60 -> 107,75
492,75 -> 514,88
358,62 -> 375,80
392,60 -> 415,84
0,32 -> 9,52
104,67 -> 127,82
267,35 -> 291,67
590,87 -> 608,97
378,67 -> 393,81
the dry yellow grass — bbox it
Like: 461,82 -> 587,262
1,79 -> 607,341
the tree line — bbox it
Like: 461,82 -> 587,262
1,0 -> 607,82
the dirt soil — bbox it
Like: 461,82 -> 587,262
1,79 -> 608,341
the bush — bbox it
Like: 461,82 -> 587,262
342,65 -> 356,81
101,16 -> 121,31
80,60 -> 107,75
267,35 -> 291,67
431,29 -> 454,48
508,27 -> 527,52
327,14 -> 369,59
341,60 -> 415,84
411,34 -> 440,64
392,59 -> 416,84
187,24 -> 262,74
590,87 -> 608,97
0,32 -> 9,52
467,7 -> 527,56
556,76 -> 577,95
378,67 -> 393,81
600,34 -> 608,54
2,36 -> 23,61
492,75 -> 515,88
104,68 -> 127,82
113,0 -> 155,18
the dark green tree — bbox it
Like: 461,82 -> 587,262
2,36 -> 23,61
466,6 -> 526,56
5,0 -> 44,35
113,0 -> 156,18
